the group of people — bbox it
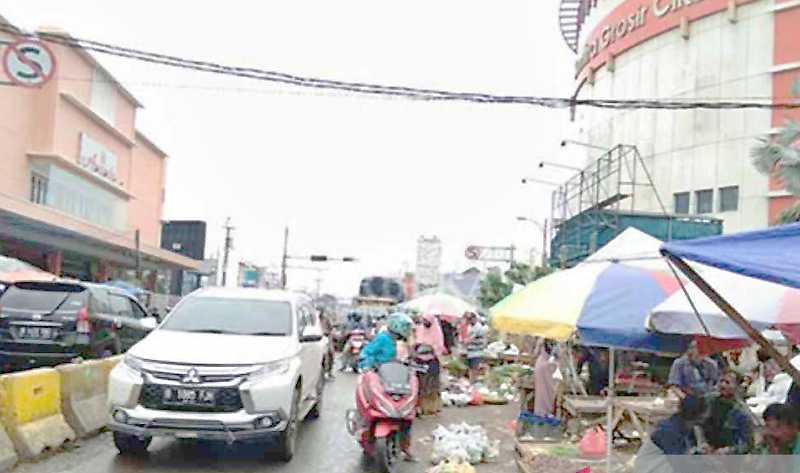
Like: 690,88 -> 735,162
634,339 -> 800,473
349,309 -> 489,462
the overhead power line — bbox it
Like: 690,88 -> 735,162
2,23 -> 798,111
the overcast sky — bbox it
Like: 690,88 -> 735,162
3,0 -> 582,296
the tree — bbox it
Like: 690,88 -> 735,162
478,262 -> 554,308
751,80 -> 800,224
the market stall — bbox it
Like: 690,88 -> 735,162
659,223 -> 800,385
491,228 -> 692,471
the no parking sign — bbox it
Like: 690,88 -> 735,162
3,39 -> 56,87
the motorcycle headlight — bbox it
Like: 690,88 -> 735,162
248,359 -> 291,380
123,354 -> 145,373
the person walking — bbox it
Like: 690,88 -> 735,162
415,313 -> 446,415
464,312 -> 487,383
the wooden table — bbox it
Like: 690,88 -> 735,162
562,395 -> 678,440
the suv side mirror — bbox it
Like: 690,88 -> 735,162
140,317 -> 158,331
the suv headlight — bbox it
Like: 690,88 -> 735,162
248,359 -> 291,381
123,354 -> 145,373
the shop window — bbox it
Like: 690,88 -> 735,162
90,68 -> 116,124
719,186 -> 739,212
673,192 -> 690,214
695,189 -> 713,214
30,173 -> 48,204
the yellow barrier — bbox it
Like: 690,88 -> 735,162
0,369 -> 75,459
57,361 -> 108,438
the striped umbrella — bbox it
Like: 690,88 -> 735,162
491,261 -> 688,353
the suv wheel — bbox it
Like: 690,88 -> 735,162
113,432 -> 151,456
274,388 -> 300,462
307,372 -> 324,420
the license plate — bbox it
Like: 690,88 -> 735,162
163,388 -> 216,406
16,326 -> 58,340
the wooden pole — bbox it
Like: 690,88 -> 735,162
664,253 -> 800,385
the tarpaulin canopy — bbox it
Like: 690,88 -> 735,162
660,222 -> 800,290
648,266 -> 800,340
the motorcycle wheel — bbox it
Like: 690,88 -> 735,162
374,435 -> 399,473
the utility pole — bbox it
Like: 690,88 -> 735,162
281,226 -> 289,289
134,229 -> 142,283
221,218 -> 234,287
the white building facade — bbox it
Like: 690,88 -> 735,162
567,0 -> 800,232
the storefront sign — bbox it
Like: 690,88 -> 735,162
575,0 -> 751,77
78,133 -> 119,184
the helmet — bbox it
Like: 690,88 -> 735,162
387,312 -> 413,339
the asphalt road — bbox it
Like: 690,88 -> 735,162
14,372 -> 519,473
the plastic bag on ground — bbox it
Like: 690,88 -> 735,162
578,426 -> 607,458
430,423 -> 496,465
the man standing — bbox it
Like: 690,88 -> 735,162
668,340 -> 720,397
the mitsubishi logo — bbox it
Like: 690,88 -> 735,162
181,368 -> 201,384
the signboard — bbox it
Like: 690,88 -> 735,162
416,236 -> 442,288
464,245 -> 515,263
79,133 -> 119,184
574,0 -> 757,78
2,39 -> 56,87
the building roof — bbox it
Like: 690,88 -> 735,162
135,130 -> 168,158
34,26 -> 145,108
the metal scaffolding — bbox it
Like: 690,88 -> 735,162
549,144 -> 670,266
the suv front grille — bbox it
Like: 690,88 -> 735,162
139,384 -> 244,413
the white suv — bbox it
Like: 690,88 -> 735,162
107,288 -> 325,461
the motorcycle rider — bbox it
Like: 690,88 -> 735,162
341,312 -> 368,372
359,312 -> 417,462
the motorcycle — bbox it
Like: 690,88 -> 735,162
345,329 -> 367,372
346,360 -> 425,473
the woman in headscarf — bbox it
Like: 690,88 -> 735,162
533,338 -> 560,416
415,313 -> 446,415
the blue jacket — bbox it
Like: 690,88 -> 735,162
359,331 -> 396,369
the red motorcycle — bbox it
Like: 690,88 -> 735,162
346,360 -> 424,473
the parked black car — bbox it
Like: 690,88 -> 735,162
0,281 -> 157,370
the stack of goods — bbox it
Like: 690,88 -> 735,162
430,423 -> 500,465
441,379 -> 483,407
427,459 -> 475,473
442,357 -> 469,378
485,341 -> 521,358
516,411 -> 563,441
479,363 -> 534,404
517,443 -> 592,473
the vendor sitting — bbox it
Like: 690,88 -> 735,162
700,370 -> 754,454
759,403 -> 800,455
668,340 -> 720,397
634,395 -> 706,473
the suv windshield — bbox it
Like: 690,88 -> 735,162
0,283 -> 87,313
160,297 -> 293,336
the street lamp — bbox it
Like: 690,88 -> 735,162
515,216 -> 549,268
538,161 -> 583,173
520,177 -> 560,186
560,139 -> 612,152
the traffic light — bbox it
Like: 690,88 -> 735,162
310,255 -> 328,262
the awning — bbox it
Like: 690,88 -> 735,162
660,222 -> 800,289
